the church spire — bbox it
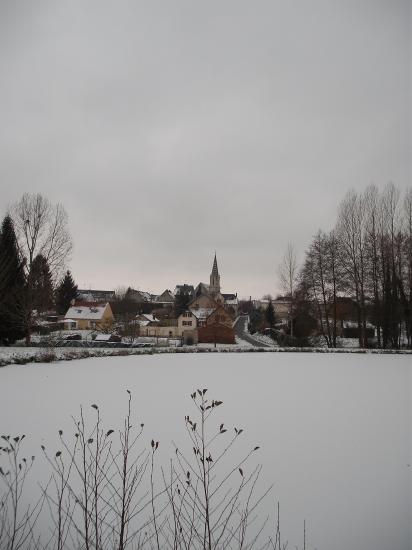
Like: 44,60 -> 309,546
210,252 -> 221,294
212,252 -> 219,277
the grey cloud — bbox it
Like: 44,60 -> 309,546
0,0 -> 410,297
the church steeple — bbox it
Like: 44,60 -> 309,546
209,252 -> 221,294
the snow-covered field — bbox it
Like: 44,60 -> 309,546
0,353 -> 410,550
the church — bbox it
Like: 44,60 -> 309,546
189,254 -> 239,320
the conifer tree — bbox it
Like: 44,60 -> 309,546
265,299 -> 276,328
30,254 -> 54,314
55,270 -> 78,315
0,215 -> 26,344
174,287 -> 192,317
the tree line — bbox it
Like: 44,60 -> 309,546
286,184 -> 412,349
0,193 -> 78,344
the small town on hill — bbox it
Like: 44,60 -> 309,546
0,187 -> 411,352
58,252 -> 378,349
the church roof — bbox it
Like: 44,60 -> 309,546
195,282 -> 210,297
211,253 -> 219,278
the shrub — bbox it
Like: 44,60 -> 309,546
0,390 -> 309,550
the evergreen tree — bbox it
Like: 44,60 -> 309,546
55,270 -> 78,315
30,254 -> 54,314
0,215 -> 26,344
265,299 -> 276,328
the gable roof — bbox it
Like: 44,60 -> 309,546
188,293 -> 219,310
194,282 -> 210,297
125,289 -> 153,302
65,303 -> 110,320
208,304 -> 233,317
156,290 -> 174,303
191,308 -> 215,321
135,313 -> 159,324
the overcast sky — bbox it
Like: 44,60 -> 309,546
0,1 -> 410,298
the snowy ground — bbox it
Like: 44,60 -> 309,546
0,352 -> 410,550
0,341 -> 256,366
0,342 -> 410,368
249,332 -> 277,346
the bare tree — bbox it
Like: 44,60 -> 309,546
11,193 -> 72,282
9,194 -> 72,343
401,188 -> 412,346
379,184 -> 403,348
155,389 -> 271,550
0,435 -> 45,550
335,190 -> 370,347
300,231 -> 340,347
113,287 -> 130,301
0,392 -> 310,550
40,393 -> 152,550
297,184 -> 412,349
278,243 -> 298,338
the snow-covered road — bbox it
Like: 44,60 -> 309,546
234,314 -> 271,347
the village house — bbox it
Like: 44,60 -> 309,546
178,310 -> 198,344
135,313 -> 159,326
198,306 -> 236,344
138,317 -> 180,338
125,288 -> 153,303
64,302 -> 114,331
77,289 -> 116,303
173,284 -> 195,299
222,293 -> 239,317
206,305 -> 234,328
155,289 -> 175,306
124,288 -> 175,312
137,311 -> 198,341
178,310 -> 197,331
189,293 -> 218,326
190,308 -> 215,327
